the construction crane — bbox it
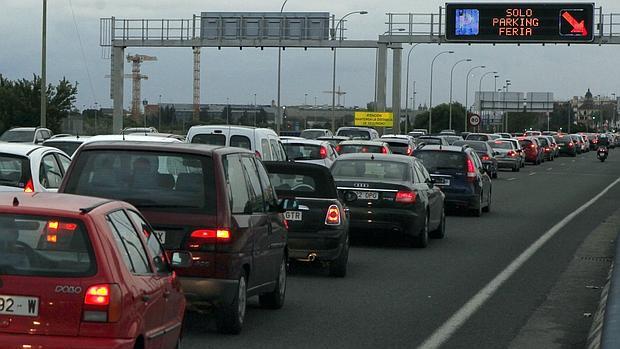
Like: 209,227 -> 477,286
127,54 -> 157,120
323,86 -> 347,106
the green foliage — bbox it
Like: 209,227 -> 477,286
0,74 -> 78,134
412,103 -> 467,133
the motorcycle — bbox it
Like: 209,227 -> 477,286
597,146 -> 608,162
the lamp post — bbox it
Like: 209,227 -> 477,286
504,80 -> 511,132
331,10 -> 368,133
428,50 -> 454,134
449,58 -> 472,130
465,65 -> 485,130
404,43 -> 422,134
276,0 -> 289,135
41,0 -> 47,128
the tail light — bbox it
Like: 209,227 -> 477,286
395,190 -> 416,204
381,146 -> 389,154
406,147 -> 413,156
466,157 -> 477,182
335,145 -> 341,153
319,146 -> 328,159
187,229 -> 231,249
82,284 -> 122,323
530,144 -> 536,149
255,150 -> 262,159
507,150 -> 517,157
481,154 -> 490,161
568,142 -> 574,148
545,147 -> 550,152
325,205 -> 341,225
24,179 -> 34,193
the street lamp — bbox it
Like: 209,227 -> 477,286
41,0 -> 48,128
276,0 -> 289,135
465,65 -> 485,130
428,50 -> 454,134
404,43 -> 422,134
449,58 -> 472,130
331,10 -> 368,133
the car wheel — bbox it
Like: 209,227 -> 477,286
430,209 -> 446,239
512,165 -> 518,172
482,190 -> 491,213
411,212 -> 429,248
259,257 -> 287,309
492,170 -> 498,179
471,195 -> 483,217
329,236 -> 349,277
215,272 -> 247,334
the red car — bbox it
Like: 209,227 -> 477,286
518,137 -> 544,165
0,193 -> 186,349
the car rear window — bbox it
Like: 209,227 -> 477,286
331,160 -> 411,181
63,150 -> 216,214
191,133 -> 226,146
230,135 -> 251,149
0,155 -> 30,189
414,151 -> 467,172
383,141 -> 409,154
300,130 -> 325,139
0,214 -> 95,277
466,134 -> 488,141
43,141 -> 81,156
337,129 -> 371,140
283,143 -> 323,160
338,144 -> 383,154
267,170 -> 337,199
519,140 -> 533,147
0,130 -> 34,143
453,141 -> 486,151
489,141 -> 513,150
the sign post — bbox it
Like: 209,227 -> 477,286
468,113 -> 481,132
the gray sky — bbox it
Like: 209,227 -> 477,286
2,0 -> 620,111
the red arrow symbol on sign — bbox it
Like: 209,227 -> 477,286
562,11 -> 588,36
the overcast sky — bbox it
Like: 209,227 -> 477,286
2,0 -> 620,111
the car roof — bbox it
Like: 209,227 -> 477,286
0,193 -> 116,216
281,139 -> 327,145
77,141 -> 252,156
43,136 -> 90,143
189,125 -> 276,133
317,136 -> 349,140
5,127 -> 39,132
301,129 -> 330,132
339,140 -> 386,145
381,138 -> 411,144
84,134 -> 183,144
0,144 -> 51,157
337,127 -> 375,131
416,145 -> 465,152
335,153 -> 413,163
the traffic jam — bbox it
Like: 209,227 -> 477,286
0,125 -> 617,348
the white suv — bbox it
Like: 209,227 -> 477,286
0,127 -> 53,144
186,125 -> 287,161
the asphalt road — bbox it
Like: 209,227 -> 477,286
182,151 -> 620,349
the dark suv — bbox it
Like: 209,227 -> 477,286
414,145 -> 492,216
59,142 -> 291,334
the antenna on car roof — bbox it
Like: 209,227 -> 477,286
121,128 -> 126,141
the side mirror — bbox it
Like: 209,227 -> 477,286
278,198 -> 299,212
171,251 -> 192,268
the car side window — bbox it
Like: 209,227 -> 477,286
56,153 -> 72,174
126,210 -> 170,274
106,210 -> 151,274
261,138 -> 272,161
255,158 -> 278,210
411,164 -> 422,183
269,139 -> 281,161
224,154 -> 252,214
39,154 -> 63,189
240,156 -> 265,213
471,152 -> 483,171
416,161 -> 431,182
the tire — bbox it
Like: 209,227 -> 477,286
411,212 -> 429,248
511,165 -> 518,172
329,236 -> 349,277
492,170 -> 498,179
482,190 -> 491,213
259,257 -> 287,309
430,209 -> 446,239
215,273 -> 247,334
470,195 -> 483,217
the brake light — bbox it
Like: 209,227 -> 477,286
188,229 -> 231,248
481,154 -> 490,161
466,157 -> 477,182
545,147 -> 550,152
48,221 -> 77,231
325,205 -> 341,225
593,139 -> 598,144
507,150 -> 516,157
335,145 -> 341,153
530,144 -> 536,149
568,142 -> 574,148
24,179 -> 34,193
395,190 -> 416,204
83,284 -> 122,323
381,146 -> 389,154
255,150 -> 262,159
406,147 -> 413,156
320,146 -> 328,159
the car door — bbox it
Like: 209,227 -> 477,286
106,210 -> 167,349
38,152 -> 64,192
127,210 -> 184,349
414,160 -> 443,228
471,152 -> 490,204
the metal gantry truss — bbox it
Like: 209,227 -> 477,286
100,8 -> 620,134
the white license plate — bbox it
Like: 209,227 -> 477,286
435,179 -> 450,186
354,191 -> 379,200
0,295 -> 39,317
154,230 -> 166,244
284,211 -> 303,221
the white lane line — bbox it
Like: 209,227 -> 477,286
529,172 -> 536,176
418,176 -> 620,349
507,178 -> 517,181
547,168 -> 553,171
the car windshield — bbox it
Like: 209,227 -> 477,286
283,143 -> 323,160
415,151 -> 467,172
0,130 -> 34,142
300,130 -> 326,139
489,141 -> 513,150
337,129 -> 371,140
0,214 -> 95,277
338,144 -> 383,154
0,154 -> 30,189
43,141 -> 81,156
331,160 -> 410,181
63,150 -> 216,214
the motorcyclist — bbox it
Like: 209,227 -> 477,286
598,134 -> 610,148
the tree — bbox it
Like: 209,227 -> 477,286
413,103 -> 467,133
0,74 -> 78,134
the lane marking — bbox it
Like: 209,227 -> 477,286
529,172 -> 536,176
507,178 -> 517,181
418,176 -> 620,349
547,168 -> 553,171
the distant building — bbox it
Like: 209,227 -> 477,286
570,89 -> 617,129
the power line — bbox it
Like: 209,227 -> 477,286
68,0 -> 98,106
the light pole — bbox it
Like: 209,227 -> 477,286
304,93 -> 308,105
429,50 -> 454,134
449,58 -> 471,130
504,80 -> 511,132
465,65 -> 485,130
158,95 -> 162,131
254,93 -> 258,126
41,0 -> 47,128
331,10 -> 368,133
276,0 -> 289,135
404,43 -> 422,134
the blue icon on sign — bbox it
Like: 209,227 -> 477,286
455,9 -> 479,36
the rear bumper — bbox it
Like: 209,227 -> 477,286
0,334 -> 133,349
347,206 -> 421,236
288,228 -> 348,261
179,277 -> 238,306
444,192 -> 478,209
496,158 -> 519,168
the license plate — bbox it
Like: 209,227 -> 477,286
0,295 -> 39,317
435,179 -> 450,186
154,230 -> 166,244
284,211 -> 303,221
354,191 -> 379,200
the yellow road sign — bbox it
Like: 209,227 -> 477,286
354,112 -> 394,127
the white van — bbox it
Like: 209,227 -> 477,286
186,125 -> 287,161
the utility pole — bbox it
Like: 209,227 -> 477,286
41,0 -> 47,128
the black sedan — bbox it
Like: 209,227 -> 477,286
330,153 -> 445,248
265,162 -> 350,277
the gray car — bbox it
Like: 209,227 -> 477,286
488,140 -> 521,172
